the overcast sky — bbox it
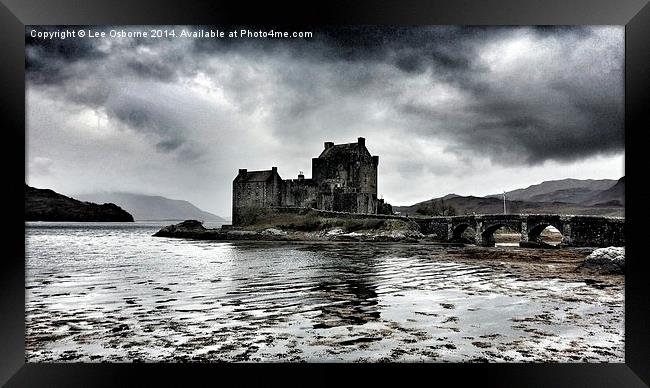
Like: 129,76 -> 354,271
26,25 -> 624,217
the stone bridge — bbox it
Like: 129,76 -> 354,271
410,214 -> 624,248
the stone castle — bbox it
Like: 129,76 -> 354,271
232,137 -> 379,225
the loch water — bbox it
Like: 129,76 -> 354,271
25,221 -> 624,362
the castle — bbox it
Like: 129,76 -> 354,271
232,137 -> 379,225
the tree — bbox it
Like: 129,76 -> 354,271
438,198 -> 457,216
415,198 -> 456,216
377,200 -> 393,215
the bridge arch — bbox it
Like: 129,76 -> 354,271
526,221 -> 565,246
451,223 -> 476,243
478,219 -> 523,247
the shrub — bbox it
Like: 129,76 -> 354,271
237,206 -> 270,225
377,201 -> 394,215
279,213 -> 326,231
341,218 -> 385,232
415,199 -> 456,216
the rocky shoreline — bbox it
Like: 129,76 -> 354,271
153,219 -> 436,243
154,220 -> 625,275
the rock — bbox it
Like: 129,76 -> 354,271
175,219 -> 205,230
226,230 -> 258,236
153,220 -> 213,238
519,240 -> 559,249
260,228 -> 287,236
382,230 -> 424,241
326,228 -> 345,236
407,231 -> 425,239
578,247 -> 625,274
386,231 -> 406,240
332,232 -> 363,241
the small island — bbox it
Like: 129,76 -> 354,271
154,210 -> 426,243
25,184 -> 134,222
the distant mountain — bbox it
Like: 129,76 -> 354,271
25,185 -> 134,222
393,195 -> 623,218
75,192 -> 225,221
488,178 -> 618,203
582,177 -> 625,206
393,177 -> 625,218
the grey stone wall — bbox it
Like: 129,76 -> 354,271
282,179 -> 318,208
232,171 -> 283,226
565,216 -> 624,247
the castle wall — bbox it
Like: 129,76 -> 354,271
312,158 -> 347,193
358,157 -> 378,194
282,179 -> 318,208
232,173 -> 282,225
316,192 -> 334,211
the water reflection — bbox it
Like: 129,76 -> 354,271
300,245 -> 381,329
223,242 -> 382,330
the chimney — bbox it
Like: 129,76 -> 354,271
238,168 -> 247,175
271,166 -> 278,173
324,142 -> 334,150
298,173 -> 304,180
358,137 -> 365,146
372,155 -> 379,166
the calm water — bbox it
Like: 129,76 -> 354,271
25,222 -> 624,362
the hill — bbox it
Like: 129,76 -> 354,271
25,184 -> 134,222
581,177 -> 625,206
393,177 -> 625,219
75,192 -> 225,221
393,195 -> 623,218
487,178 -> 617,203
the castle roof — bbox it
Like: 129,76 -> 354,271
234,170 -> 278,182
317,142 -> 370,159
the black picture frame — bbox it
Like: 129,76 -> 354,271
2,0 -> 649,386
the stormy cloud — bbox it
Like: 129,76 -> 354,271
25,25 -> 624,215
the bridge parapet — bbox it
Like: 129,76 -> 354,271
410,214 -> 624,248
563,216 -> 624,247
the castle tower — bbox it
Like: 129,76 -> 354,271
311,137 -> 379,214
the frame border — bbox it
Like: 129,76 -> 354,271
2,0 -> 649,386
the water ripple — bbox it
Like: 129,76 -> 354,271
25,221 -> 624,362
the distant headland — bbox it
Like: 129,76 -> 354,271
25,184 -> 134,222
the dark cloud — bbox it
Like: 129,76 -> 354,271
25,25 -> 623,167
125,60 -> 179,82
26,26 -> 106,85
529,25 -> 592,37
105,101 -> 183,151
